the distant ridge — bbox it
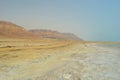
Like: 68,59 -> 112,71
0,21 -> 82,40
30,29 -> 82,40
0,21 -> 38,38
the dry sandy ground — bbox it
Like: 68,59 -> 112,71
0,39 -> 120,80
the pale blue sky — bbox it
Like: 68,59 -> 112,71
0,0 -> 120,41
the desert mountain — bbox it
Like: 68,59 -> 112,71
30,29 -> 82,40
0,21 -> 37,38
0,21 -> 82,40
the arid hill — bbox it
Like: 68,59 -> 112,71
0,21 -> 82,40
0,21 -> 38,38
30,29 -> 82,40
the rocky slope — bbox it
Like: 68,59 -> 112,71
0,21 -> 37,38
0,21 -> 82,40
30,29 -> 82,40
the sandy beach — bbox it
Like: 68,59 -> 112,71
0,39 -> 120,80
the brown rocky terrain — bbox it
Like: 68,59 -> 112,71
0,21 -> 38,38
30,29 -> 82,40
0,21 -> 82,40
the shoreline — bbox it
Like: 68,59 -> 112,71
0,41 -> 120,80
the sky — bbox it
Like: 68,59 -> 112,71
0,0 -> 120,41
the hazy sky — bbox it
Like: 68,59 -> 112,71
0,0 -> 120,41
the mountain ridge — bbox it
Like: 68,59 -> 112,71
0,21 -> 82,40
30,29 -> 82,40
0,21 -> 38,38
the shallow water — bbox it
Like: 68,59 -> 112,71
98,43 -> 120,49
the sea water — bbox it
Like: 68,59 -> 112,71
98,43 -> 120,50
